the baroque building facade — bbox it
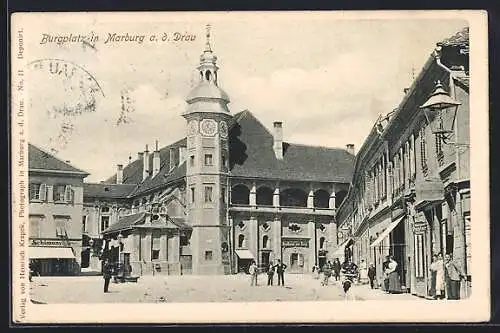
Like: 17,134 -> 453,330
28,144 -> 89,275
82,28 -> 354,276
335,27 -> 470,298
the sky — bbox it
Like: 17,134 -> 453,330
21,12 -> 468,182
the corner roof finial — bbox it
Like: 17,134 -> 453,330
205,24 -> 212,52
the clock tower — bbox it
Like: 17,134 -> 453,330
183,25 -> 232,274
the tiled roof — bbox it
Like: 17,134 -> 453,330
83,183 -> 137,199
103,212 -> 146,234
103,111 -> 354,196
29,143 -> 89,175
439,27 -> 469,48
229,110 -> 355,183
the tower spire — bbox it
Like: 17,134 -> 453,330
205,24 -> 212,52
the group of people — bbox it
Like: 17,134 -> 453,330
429,252 -> 467,300
248,259 -> 287,287
311,258 -> 342,286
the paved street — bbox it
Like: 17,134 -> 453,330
30,273 -> 421,304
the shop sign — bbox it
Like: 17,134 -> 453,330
30,239 -> 66,247
413,221 -> 428,233
282,238 -> 309,248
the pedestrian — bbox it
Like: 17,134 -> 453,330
321,261 -> 332,286
342,276 -> 356,301
382,256 -> 390,293
368,263 -> 376,289
267,262 -> 275,286
429,253 -> 445,299
275,259 -> 287,286
359,259 -> 368,284
444,253 -> 466,300
385,255 -> 402,294
249,260 -> 258,286
103,259 -> 113,293
332,258 -> 341,281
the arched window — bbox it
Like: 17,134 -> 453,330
280,188 -> 308,207
231,185 -> 250,205
320,237 -> 326,249
262,235 -> 269,249
314,189 -> 330,208
336,190 -> 348,209
205,70 -> 212,81
256,186 -> 274,205
238,234 -> 245,248
101,206 -> 110,213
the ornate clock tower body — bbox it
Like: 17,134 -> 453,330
183,26 -> 232,275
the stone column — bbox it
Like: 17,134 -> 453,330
249,216 -> 258,264
273,185 -> 280,207
308,219 -> 316,269
272,216 -> 282,262
142,230 -> 152,274
307,189 -> 314,208
249,183 -> 257,206
329,190 -> 336,209
160,232 -> 168,261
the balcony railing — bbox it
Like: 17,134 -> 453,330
228,204 -> 335,216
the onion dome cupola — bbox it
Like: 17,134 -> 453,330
185,24 -> 230,111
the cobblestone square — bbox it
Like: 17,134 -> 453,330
30,274 -> 420,304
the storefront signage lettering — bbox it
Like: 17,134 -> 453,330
30,239 -> 66,247
282,238 -> 309,248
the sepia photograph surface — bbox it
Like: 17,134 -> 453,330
10,10 -> 489,323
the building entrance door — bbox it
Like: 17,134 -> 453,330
290,252 -> 304,273
261,252 -> 270,270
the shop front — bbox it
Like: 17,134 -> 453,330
29,239 -> 78,276
235,249 -> 256,273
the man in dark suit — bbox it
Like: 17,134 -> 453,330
274,259 -> 287,286
103,259 -> 113,293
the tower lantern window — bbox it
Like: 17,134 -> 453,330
205,70 -> 212,81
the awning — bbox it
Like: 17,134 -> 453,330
235,249 -> 255,260
331,238 -> 354,260
29,246 -> 75,259
370,216 -> 405,247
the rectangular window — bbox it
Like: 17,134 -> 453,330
100,216 -> 110,233
54,185 -> 66,202
205,250 -> 213,261
29,216 -> 42,238
221,187 -> 226,204
190,155 -> 195,167
190,187 -> 195,203
152,230 -> 161,260
222,154 -> 227,169
204,154 -> 213,166
414,234 -> 425,278
55,217 -> 69,237
82,216 -> 87,233
204,186 -> 213,203
29,183 -> 46,201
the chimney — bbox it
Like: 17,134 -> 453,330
273,121 -> 283,160
142,144 -> 150,181
137,152 -> 144,160
346,144 -> 355,155
178,146 -> 187,166
116,164 -> 124,184
169,147 -> 176,171
152,140 -> 161,178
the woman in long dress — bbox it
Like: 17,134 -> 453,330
385,256 -> 402,294
429,253 -> 445,299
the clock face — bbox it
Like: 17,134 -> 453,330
219,121 -> 228,138
187,120 -> 198,136
200,119 -> 218,136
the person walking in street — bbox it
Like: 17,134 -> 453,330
249,260 -> 258,286
103,259 -> 113,293
367,263 -> 376,289
385,256 -> 402,294
267,262 -> 275,286
332,258 -> 341,281
382,256 -> 390,293
321,261 -> 332,286
429,253 -> 445,299
275,259 -> 287,286
444,253 -> 466,300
